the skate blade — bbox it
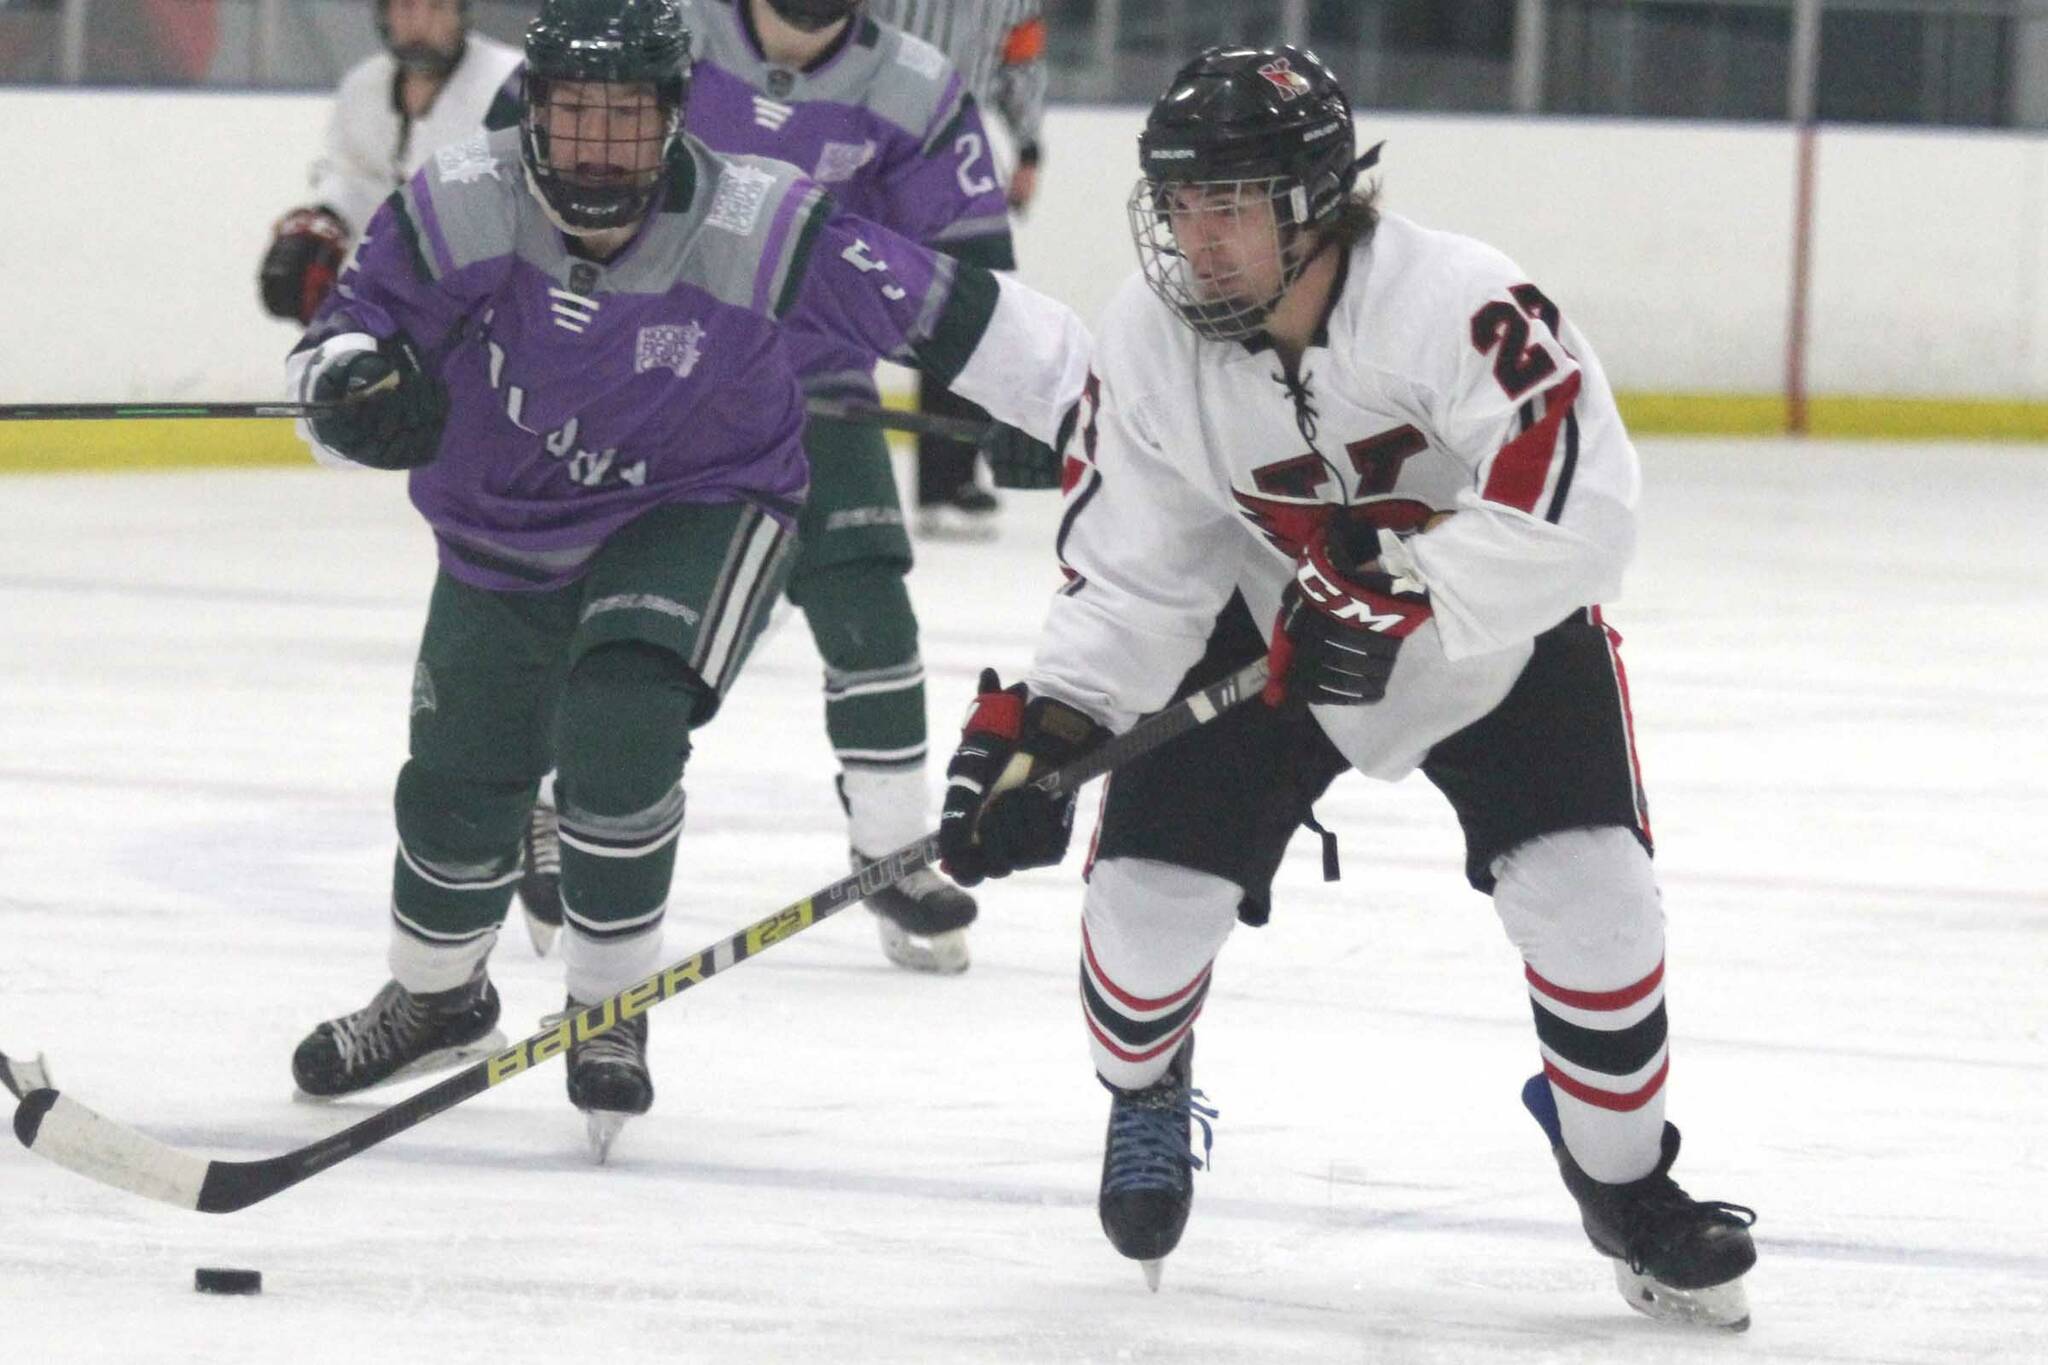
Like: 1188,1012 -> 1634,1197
1140,1259 -> 1164,1292
1613,1261 -> 1751,1331
584,1110 -> 631,1165
292,1029 -> 509,1103
873,918 -> 970,975
523,906 -> 559,958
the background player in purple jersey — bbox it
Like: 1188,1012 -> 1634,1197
281,0 -> 1087,1161
514,0 -> 1025,976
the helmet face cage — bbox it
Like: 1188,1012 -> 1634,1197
377,0 -> 471,76
520,0 -> 693,235
1129,173 -> 1320,343
522,73 -> 683,233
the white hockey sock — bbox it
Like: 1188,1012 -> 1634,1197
387,916 -> 496,995
842,765 -> 932,857
1081,857 -> 1238,1091
561,918 -> 666,1005
1493,826 -> 1668,1183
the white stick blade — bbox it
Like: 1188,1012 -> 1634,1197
15,1091 -> 208,1210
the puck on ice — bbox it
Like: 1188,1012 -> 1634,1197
194,1267 -> 262,1295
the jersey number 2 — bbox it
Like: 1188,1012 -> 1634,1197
954,133 -> 997,197
1470,283 -> 1563,399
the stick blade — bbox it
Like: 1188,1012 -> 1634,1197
14,1090 -> 209,1211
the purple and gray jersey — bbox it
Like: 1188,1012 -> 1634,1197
288,125 -> 1088,594
682,0 -> 1014,401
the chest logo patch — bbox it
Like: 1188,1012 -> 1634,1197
636,321 -> 707,379
434,132 -> 502,185
753,94 -> 795,131
814,139 -> 878,184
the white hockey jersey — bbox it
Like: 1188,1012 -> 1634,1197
306,35 -> 523,239
1027,212 -> 1642,781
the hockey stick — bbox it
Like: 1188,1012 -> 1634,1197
0,398 -> 989,444
0,1051 -> 54,1102
12,659 -> 1268,1214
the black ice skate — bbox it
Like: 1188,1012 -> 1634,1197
1522,1075 -> 1758,1330
558,998 -> 653,1164
292,969 -> 505,1099
516,800 -> 564,956
1097,1037 -> 1217,1291
854,848 -> 976,974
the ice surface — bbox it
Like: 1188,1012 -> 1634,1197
1,439 -> 2043,1363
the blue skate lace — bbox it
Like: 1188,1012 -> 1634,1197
1101,1083 -> 1220,1195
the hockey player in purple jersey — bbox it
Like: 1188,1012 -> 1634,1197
514,0 -> 1025,976
283,0 -> 1087,1161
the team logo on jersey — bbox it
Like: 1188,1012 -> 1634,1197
1257,59 -> 1312,101
707,163 -> 775,235
434,132 -> 502,185
636,321 -> 707,379
814,139 -> 877,184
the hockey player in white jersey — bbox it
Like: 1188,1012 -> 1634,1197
936,45 -> 1759,1328
258,0 -> 523,324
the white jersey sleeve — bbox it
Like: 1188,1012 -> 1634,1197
1382,248 -> 1640,662
309,58 -> 401,237
1025,307 -> 1248,732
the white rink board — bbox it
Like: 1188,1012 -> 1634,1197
4,88 -> 2048,403
1,441 -> 2044,1363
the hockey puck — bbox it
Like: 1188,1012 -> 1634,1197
193,1267 -> 262,1295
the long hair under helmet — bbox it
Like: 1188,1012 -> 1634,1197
520,0 -> 694,236
1130,44 -> 1368,343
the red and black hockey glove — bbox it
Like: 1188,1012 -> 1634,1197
939,669 -> 1109,887
307,333 -> 449,471
1265,514 -> 1432,707
259,207 -> 350,324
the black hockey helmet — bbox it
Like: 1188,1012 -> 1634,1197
1130,44 -> 1365,342
764,0 -> 864,33
377,0 -> 472,77
521,0 -> 694,234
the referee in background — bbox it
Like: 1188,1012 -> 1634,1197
868,0 -> 1050,538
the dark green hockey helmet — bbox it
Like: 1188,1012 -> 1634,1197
521,0 -> 695,234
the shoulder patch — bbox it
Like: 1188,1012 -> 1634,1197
707,162 -> 779,236
434,131 -> 506,186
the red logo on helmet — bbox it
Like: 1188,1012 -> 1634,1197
1258,59 -> 1312,101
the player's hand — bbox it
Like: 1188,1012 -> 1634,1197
1006,161 -> 1039,213
1264,513 -> 1432,707
939,669 -> 1108,886
259,207 -> 349,324
307,333 -> 448,471
979,419 -> 1061,489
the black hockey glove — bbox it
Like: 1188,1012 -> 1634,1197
939,669 -> 1109,886
259,206 -> 349,324
979,402 -> 1079,490
979,421 -> 1061,489
1265,514 -> 1432,708
307,333 -> 449,471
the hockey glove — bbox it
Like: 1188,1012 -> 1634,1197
259,207 -> 349,324
939,669 -> 1109,886
307,333 -> 449,471
978,402 -> 1080,490
1265,513 -> 1432,707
